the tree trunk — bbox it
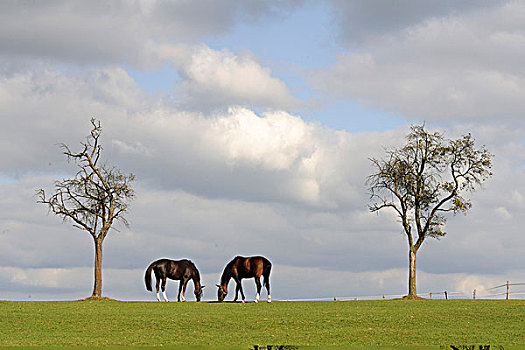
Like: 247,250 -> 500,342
408,247 -> 417,297
91,237 -> 103,298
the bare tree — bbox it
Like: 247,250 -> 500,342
38,119 -> 134,299
367,125 -> 492,298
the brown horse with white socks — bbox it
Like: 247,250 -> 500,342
216,256 -> 271,303
145,258 -> 204,302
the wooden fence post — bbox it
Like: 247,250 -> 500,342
444,291 -> 448,300
473,289 -> 476,300
429,292 -> 432,299
506,280 -> 510,300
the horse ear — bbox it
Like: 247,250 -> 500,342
216,284 -> 220,288
201,285 -> 205,288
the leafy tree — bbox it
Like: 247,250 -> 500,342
367,125 -> 492,298
38,119 -> 134,299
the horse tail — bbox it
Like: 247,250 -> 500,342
144,261 -> 156,292
262,258 -> 272,289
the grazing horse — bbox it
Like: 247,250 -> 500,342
145,258 -> 204,302
216,256 -> 271,303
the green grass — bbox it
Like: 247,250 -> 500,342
0,299 -> 524,347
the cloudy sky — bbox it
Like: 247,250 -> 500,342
1,0 -> 524,301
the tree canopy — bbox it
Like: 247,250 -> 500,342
367,125 -> 493,296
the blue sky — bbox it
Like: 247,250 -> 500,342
1,1 -> 524,301
207,1 -> 338,68
127,1 -> 405,132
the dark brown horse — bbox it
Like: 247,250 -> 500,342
216,256 -> 271,303
145,258 -> 204,302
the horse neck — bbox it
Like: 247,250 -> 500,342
220,267 -> 232,289
186,266 -> 200,287
191,274 -> 201,289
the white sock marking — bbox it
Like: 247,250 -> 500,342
163,290 -> 169,302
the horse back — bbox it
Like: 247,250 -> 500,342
154,258 -> 197,280
233,256 -> 270,278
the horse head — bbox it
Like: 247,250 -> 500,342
194,285 -> 204,302
216,284 -> 227,302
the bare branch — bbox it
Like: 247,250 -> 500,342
37,119 -> 134,241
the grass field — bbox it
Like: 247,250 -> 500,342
0,299 -> 524,348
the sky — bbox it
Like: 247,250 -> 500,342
1,0 -> 524,302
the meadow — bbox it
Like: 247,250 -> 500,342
0,299 -> 523,348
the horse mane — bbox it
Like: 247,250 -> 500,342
220,256 -> 242,285
185,259 -> 200,280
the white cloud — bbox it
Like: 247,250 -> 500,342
1,3 -> 525,301
175,46 -> 301,110
1,266 -> 91,289
314,1 -> 525,124
209,109 -> 312,168
3,262 -> 524,301
495,207 -> 512,220
0,64 -> 355,207
0,1 -> 304,112
2,117 -> 525,300
328,0 -> 506,45
511,190 -> 525,208
0,1 -> 300,66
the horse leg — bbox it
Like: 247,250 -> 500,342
177,280 -> 183,302
155,277 -> 161,302
254,277 -> 262,303
161,278 -> 169,302
237,279 -> 246,303
264,275 -> 271,303
233,282 -> 240,302
181,277 -> 188,302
